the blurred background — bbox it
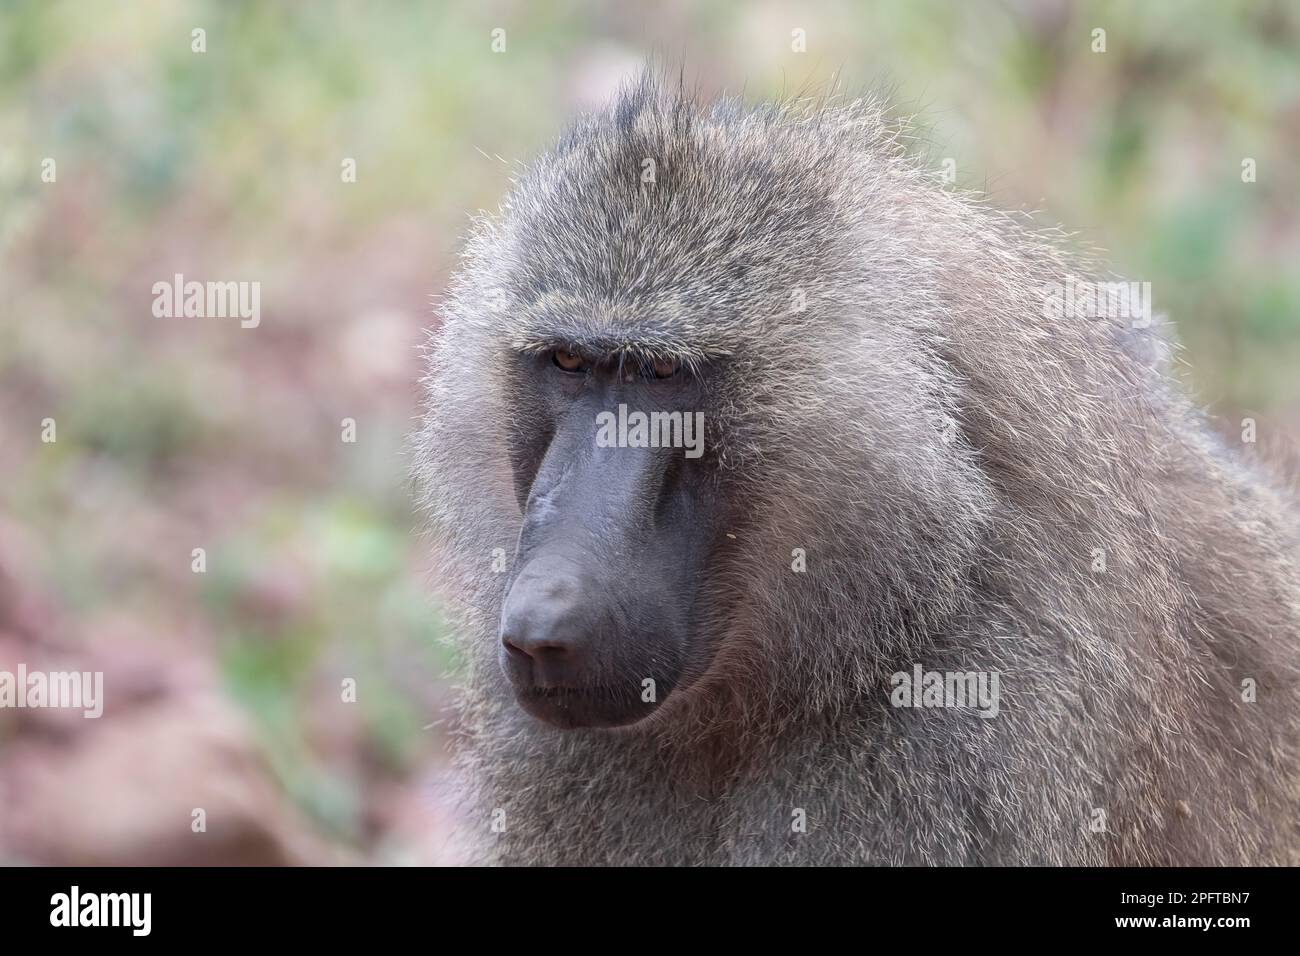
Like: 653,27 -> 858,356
1,0 -> 1297,865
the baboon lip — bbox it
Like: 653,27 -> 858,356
515,684 -> 663,730
524,685 -> 622,700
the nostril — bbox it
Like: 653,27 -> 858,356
528,640 -> 575,660
502,634 -> 532,660
502,623 -> 577,660
503,632 -> 575,660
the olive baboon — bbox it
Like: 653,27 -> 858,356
414,74 -> 1300,865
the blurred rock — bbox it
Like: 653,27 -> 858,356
0,524 -> 348,865
0,684 -> 349,866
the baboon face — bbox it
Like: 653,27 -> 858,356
440,82 -> 913,730
496,347 -> 722,729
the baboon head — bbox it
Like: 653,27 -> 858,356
419,76 -> 992,731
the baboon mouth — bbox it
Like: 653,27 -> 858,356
515,683 -> 664,730
525,684 -> 624,700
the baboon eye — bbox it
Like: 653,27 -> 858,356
651,357 -> 679,379
552,349 -> 587,373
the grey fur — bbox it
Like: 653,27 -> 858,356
413,73 -> 1300,865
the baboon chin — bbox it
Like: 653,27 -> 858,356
414,72 -> 1300,865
